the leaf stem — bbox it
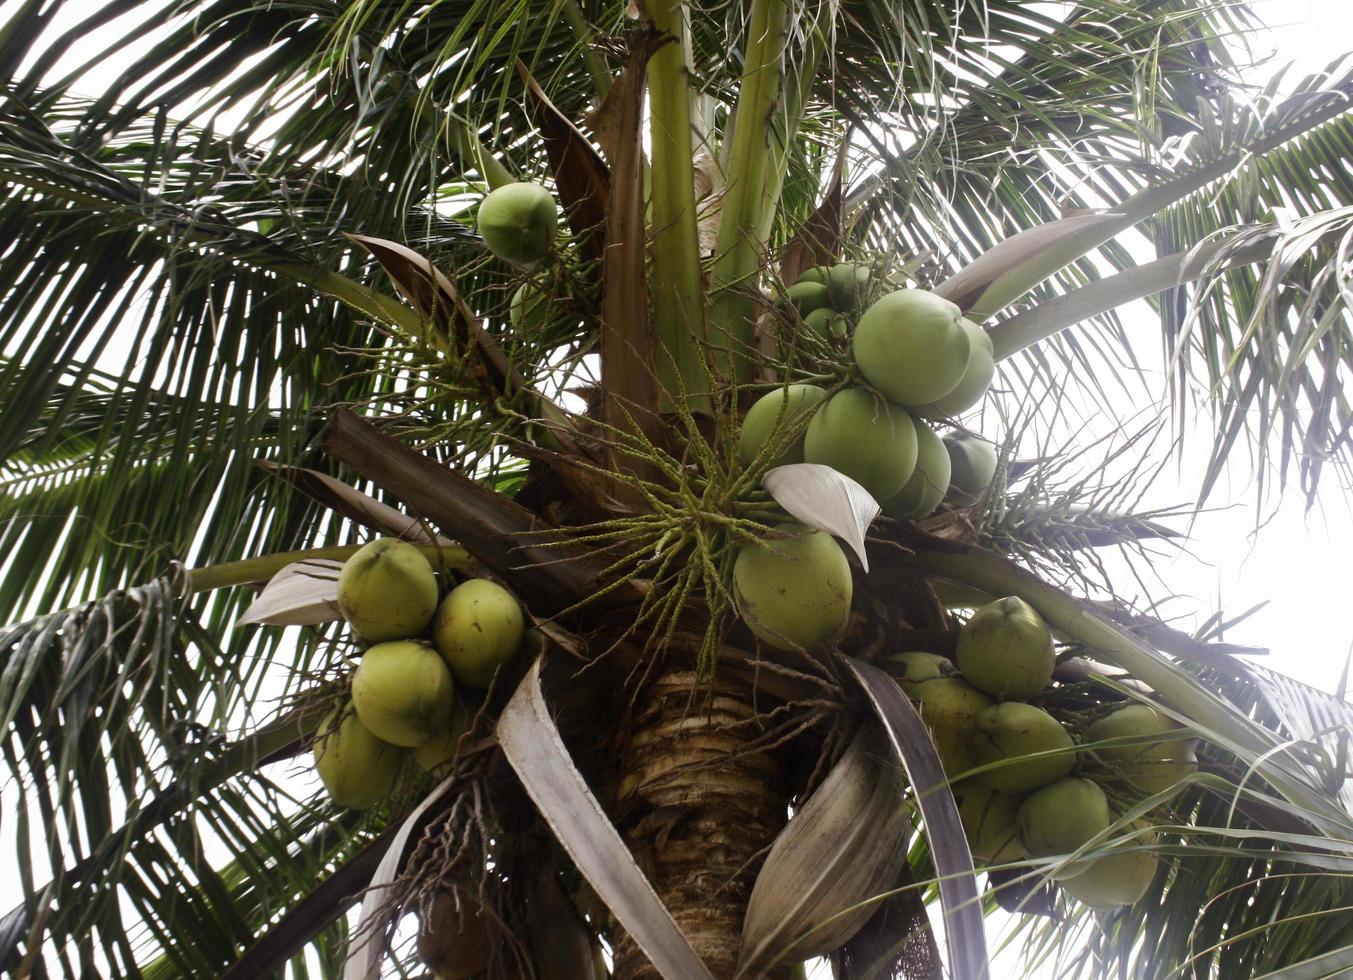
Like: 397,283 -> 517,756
184,543 -> 473,593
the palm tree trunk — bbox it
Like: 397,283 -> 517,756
610,667 -> 789,979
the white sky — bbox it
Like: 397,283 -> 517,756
2,0 -> 1352,978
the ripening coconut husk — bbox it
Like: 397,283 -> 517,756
802,306 -> 850,341
822,262 -> 872,311
738,384 -> 828,469
920,318 -> 995,419
944,433 -> 998,501
784,280 -> 832,314
852,289 -> 971,406
1059,824 -> 1160,910
476,182 -> 557,269
413,689 -> 481,773
1017,777 -> 1111,860
886,651 -> 958,696
336,538 -> 440,644
910,677 -> 993,776
352,640 -> 456,746
417,891 -> 494,979
883,418 -> 952,519
432,578 -> 526,688
509,282 -> 553,332
1084,704 -> 1199,797
953,779 -> 1024,865
803,387 -> 918,501
732,522 -> 853,652
956,596 -> 1056,699
312,703 -> 404,809
969,702 -> 1076,793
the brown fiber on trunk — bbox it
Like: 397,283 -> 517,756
610,668 -> 790,980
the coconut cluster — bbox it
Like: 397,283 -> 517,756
311,539 -> 527,809
890,596 -> 1197,911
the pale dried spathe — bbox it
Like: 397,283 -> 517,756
762,463 -> 880,570
237,559 -> 343,627
736,733 -> 909,976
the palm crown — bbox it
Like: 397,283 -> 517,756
2,0 -> 1352,977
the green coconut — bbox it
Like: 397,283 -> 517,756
509,282 -> 553,332
477,182 -> 557,269
802,306 -> 850,341
885,651 -> 958,696
413,691 -> 480,773
921,318 -> 995,418
738,384 -> 829,469
313,703 -> 404,809
732,522 -> 853,652
1085,704 -> 1198,796
944,434 -> 999,501
794,266 -> 829,285
911,677 -> 993,776
417,891 -> 493,980
956,596 -> 1056,700
1017,777 -> 1111,859
337,539 -> 440,644
784,280 -> 832,315
852,289 -> 971,406
1060,836 -> 1159,910
432,579 -> 526,689
883,418 -> 951,519
823,263 -> 872,311
953,779 -> 1025,865
803,387 -> 918,501
352,640 -> 456,747
970,702 -> 1076,793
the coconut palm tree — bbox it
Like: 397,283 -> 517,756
2,0 -> 1352,977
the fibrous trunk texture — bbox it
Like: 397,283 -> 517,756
611,668 -> 789,979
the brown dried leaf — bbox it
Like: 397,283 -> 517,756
780,140 -> 847,283
256,461 -> 454,546
736,733 -> 910,976
237,559 -> 342,626
518,60 -> 610,262
498,657 -> 715,980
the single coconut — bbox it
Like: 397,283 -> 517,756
802,306 -> 850,341
1084,704 -> 1198,796
1017,777 -> 1111,858
432,578 -> 526,689
337,538 -> 440,644
509,282 -> 553,332
803,387 -> 918,502
956,596 -> 1055,699
313,703 -> 404,809
417,891 -> 493,980
823,262 -> 872,311
883,418 -> 951,519
852,289 -> 971,406
738,384 -> 828,469
733,522 -> 853,652
911,677 -> 993,776
413,691 -> 480,773
886,651 -> 958,695
953,779 -> 1024,865
784,280 -> 832,315
794,266 -> 829,285
921,318 -> 995,418
477,182 -> 557,269
944,434 -> 998,501
352,640 -> 456,746
970,702 -> 1076,793
1059,832 -> 1160,909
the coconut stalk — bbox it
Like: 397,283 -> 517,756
900,538 -> 1348,832
706,0 -> 790,383
645,0 -> 711,413
183,544 -> 474,593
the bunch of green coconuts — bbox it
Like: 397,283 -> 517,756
891,597 -> 1197,910
311,539 -> 527,809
